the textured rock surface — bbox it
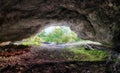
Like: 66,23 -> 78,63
0,0 -> 120,51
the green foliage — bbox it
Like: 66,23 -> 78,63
66,48 -> 109,61
22,36 -> 43,46
21,26 -> 79,45
38,26 -> 78,43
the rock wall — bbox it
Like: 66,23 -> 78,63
0,0 -> 120,51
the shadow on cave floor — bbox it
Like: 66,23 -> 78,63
0,44 -> 120,73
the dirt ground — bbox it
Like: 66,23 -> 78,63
0,45 -> 120,73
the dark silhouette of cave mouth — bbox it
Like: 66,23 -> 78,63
0,44 -> 30,57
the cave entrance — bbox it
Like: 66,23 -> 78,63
20,25 -> 101,46
20,26 -> 79,46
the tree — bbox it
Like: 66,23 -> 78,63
38,26 -> 78,43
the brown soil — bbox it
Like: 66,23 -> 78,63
0,45 -> 119,73
0,45 -> 30,57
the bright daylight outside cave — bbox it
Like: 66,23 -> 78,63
0,0 -> 120,73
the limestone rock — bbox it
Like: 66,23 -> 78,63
0,0 -> 120,51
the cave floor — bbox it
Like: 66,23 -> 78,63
0,44 -> 120,73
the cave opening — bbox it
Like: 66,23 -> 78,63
19,25 -> 101,46
23,25 -> 79,45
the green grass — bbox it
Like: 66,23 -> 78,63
65,47 -> 109,61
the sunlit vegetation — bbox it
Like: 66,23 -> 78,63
21,36 -> 43,46
21,26 -> 79,45
65,48 -> 109,61
38,26 -> 79,43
